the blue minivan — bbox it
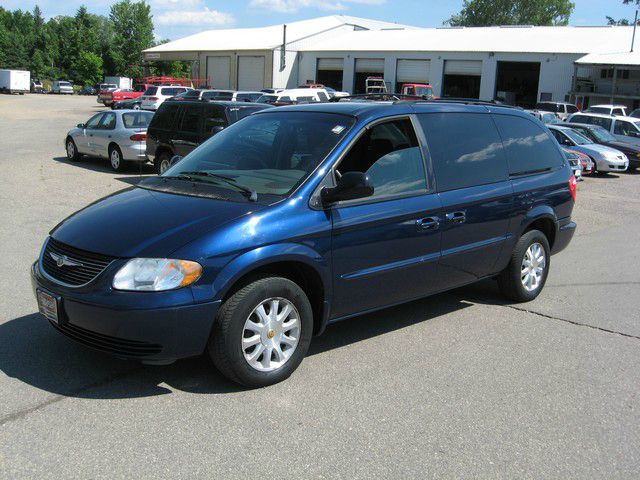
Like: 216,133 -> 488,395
32,101 -> 576,386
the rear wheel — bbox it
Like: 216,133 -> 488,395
208,277 -> 313,387
498,229 -> 550,302
66,138 -> 80,161
109,145 -> 126,172
154,151 -> 172,175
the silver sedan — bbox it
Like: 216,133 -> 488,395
64,110 -> 154,172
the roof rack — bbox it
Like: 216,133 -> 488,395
331,94 -> 521,109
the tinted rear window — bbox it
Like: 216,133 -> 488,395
160,87 -> 185,96
144,86 -> 158,95
235,93 -> 262,102
493,115 -> 564,175
123,111 -> 153,129
228,106 -> 266,123
536,103 -> 558,113
149,103 -> 179,130
419,113 -> 508,192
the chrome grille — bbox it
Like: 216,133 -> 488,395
41,238 -> 115,287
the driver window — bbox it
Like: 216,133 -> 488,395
85,114 -> 103,129
614,121 -> 632,136
98,113 -> 116,130
336,118 -> 427,198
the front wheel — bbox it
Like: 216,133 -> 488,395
66,138 -> 80,161
208,277 -> 313,387
498,229 -> 550,302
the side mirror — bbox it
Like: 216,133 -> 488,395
77,123 -> 85,129
170,155 -> 183,167
210,125 -> 225,135
321,171 -> 374,205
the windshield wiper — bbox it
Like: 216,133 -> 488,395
178,171 -> 258,202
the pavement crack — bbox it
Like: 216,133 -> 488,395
505,305 -> 640,341
0,366 -> 143,427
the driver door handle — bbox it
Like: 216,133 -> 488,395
416,217 -> 440,231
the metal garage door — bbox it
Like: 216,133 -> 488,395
317,58 -> 344,71
206,56 -> 231,89
355,58 -> 384,73
444,60 -> 482,76
396,59 -> 431,83
237,56 -> 265,91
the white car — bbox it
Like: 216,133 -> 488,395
257,88 -> 331,105
566,112 -> 640,147
535,101 -> 579,121
585,104 -> 628,117
140,85 -> 191,111
548,125 -> 628,173
52,80 -> 74,94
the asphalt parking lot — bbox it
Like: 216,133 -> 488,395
1,94 -> 639,479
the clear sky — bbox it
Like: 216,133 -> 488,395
2,0 -> 638,40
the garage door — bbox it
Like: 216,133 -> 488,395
444,60 -> 482,76
206,56 -> 231,89
355,58 -> 384,73
237,56 -> 265,91
317,58 -> 344,71
396,59 -> 430,83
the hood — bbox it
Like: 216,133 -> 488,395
604,140 -> 640,153
50,186 -> 263,258
576,143 -> 623,158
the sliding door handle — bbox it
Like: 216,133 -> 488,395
446,211 -> 466,224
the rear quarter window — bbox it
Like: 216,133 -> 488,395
419,113 -> 508,192
493,115 -> 565,175
149,103 -> 180,130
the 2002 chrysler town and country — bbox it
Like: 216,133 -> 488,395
32,101 -> 576,387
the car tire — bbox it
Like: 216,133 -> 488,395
66,137 -> 81,161
154,151 -> 172,175
208,277 -> 313,388
108,145 -> 127,172
498,229 -> 550,303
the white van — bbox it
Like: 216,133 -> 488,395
53,81 -> 74,95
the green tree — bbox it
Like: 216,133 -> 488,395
446,0 -> 574,26
73,50 -> 103,85
109,0 -> 154,79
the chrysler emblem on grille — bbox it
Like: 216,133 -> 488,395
49,252 -> 83,268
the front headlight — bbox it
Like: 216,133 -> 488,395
113,258 -> 202,291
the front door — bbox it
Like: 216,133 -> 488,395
81,113 -> 104,153
92,112 -> 117,157
330,117 -> 442,319
418,112 -> 512,289
173,105 -> 203,157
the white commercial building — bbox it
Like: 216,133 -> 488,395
143,15 -> 640,109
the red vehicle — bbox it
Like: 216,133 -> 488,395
401,83 -> 435,99
99,84 -> 150,106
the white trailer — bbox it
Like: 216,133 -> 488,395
0,69 -> 30,94
104,76 -> 132,90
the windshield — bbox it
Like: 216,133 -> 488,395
59,82 -> 71,87
586,107 -> 610,114
536,102 -> 558,113
163,112 -> 354,197
122,111 -> 154,128
174,90 -> 200,99
589,127 -> 616,142
415,87 -> 433,97
563,129 -> 592,145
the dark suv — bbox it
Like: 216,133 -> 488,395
32,101 -> 576,387
146,101 -> 272,173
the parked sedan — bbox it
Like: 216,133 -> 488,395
65,110 -> 154,172
564,123 -> 640,171
111,97 -> 142,110
548,125 -> 628,173
78,85 -> 97,96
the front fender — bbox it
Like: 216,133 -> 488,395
209,243 -> 331,304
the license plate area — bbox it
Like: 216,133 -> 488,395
37,289 -> 60,324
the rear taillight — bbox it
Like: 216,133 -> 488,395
569,176 -> 577,202
130,133 -> 146,141
149,97 -> 158,101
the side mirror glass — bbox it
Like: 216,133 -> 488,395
321,171 -> 374,205
170,155 -> 183,167
77,123 -> 85,129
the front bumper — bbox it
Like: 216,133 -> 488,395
31,262 -> 220,363
551,217 -> 576,255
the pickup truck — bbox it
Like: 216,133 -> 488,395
401,83 -> 435,99
98,84 -> 150,106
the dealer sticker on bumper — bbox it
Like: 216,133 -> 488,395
37,290 -> 59,324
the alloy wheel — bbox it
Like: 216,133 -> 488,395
110,149 -> 120,170
521,242 -> 546,292
66,141 -> 75,159
241,297 -> 301,372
